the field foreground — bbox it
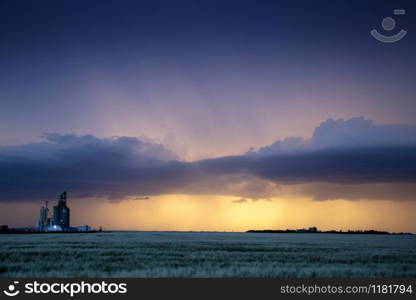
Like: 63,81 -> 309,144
1,232 -> 415,277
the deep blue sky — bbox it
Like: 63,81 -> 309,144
0,0 -> 415,159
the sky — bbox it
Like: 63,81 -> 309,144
1,0 -> 415,232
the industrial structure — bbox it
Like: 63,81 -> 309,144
35,191 -> 91,232
53,191 -> 70,230
35,200 -> 50,231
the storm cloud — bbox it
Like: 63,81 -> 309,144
1,117 -> 415,202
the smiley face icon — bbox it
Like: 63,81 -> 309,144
371,9 -> 407,43
3,281 -> 20,297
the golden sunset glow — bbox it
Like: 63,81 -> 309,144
70,196 -> 416,232
3,195 -> 414,232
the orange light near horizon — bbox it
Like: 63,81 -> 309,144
1,195 -> 416,233
69,194 -> 416,233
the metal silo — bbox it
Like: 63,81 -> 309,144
52,191 -> 70,230
36,201 -> 49,231
61,206 -> 70,229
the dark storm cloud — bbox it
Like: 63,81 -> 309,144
0,134 -> 186,201
197,117 -> 416,185
1,117 -> 415,202
254,117 -> 416,155
247,145 -> 416,184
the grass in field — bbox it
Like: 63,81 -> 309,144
0,232 -> 415,277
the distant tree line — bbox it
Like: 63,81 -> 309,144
247,227 -> 412,235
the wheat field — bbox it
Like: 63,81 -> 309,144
0,232 -> 415,277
